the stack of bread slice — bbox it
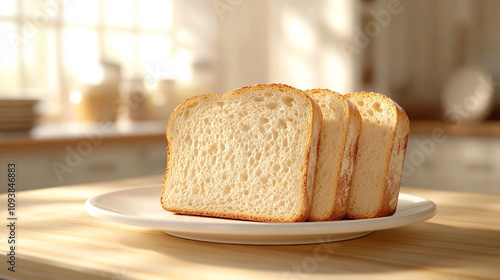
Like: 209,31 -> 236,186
161,84 -> 409,222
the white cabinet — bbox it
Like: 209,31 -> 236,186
403,134 -> 500,194
0,139 -> 166,192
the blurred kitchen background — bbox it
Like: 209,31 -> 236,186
0,0 -> 499,193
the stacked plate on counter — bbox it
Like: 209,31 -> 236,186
0,99 -> 39,131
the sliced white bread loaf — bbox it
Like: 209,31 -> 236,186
305,89 -> 361,221
345,92 -> 410,219
161,84 -> 323,222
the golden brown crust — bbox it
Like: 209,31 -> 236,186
378,102 -> 409,217
300,94 -> 323,222
161,83 -> 322,223
344,92 -> 409,219
331,98 -> 361,220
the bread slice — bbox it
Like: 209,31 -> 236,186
345,92 -> 410,219
305,89 -> 361,221
161,84 -> 322,222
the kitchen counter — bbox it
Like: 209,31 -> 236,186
0,121 -> 166,151
1,175 -> 499,279
0,121 -> 167,190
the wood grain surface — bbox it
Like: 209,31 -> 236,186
1,175 -> 499,280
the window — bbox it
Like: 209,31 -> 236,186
0,0 -> 175,118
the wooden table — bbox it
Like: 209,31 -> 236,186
1,175 -> 499,280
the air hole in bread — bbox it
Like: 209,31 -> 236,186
243,189 -> 249,195
260,175 -> 269,184
270,129 -> 278,140
254,97 -> 264,102
240,172 -> 248,182
203,118 -> 209,125
260,117 -> 269,124
266,102 -> 278,110
187,102 -> 199,108
183,110 -> 190,119
264,91 -> 273,97
228,114 -> 234,119
193,148 -> 198,156
221,172 -> 227,180
220,143 -> 225,151
282,138 -> 288,148
255,152 -> 262,161
241,123 -> 250,132
259,126 -> 265,134
223,185 -> 231,194
264,144 -> 271,152
357,101 -> 364,107
366,109 -> 374,117
216,101 -> 224,108
249,157 -> 255,166
278,118 -> 287,129
273,164 -> 280,172
282,96 -> 295,107
255,168 -> 262,176
208,143 -> 217,154
372,101 -> 382,112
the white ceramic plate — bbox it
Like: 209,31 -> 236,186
85,185 -> 437,245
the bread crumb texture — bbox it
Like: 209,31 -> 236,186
306,89 -> 352,221
346,92 -> 404,218
162,84 -> 316,222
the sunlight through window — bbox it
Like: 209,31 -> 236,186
0,0 -> 176,118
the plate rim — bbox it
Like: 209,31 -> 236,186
85,184 -> 437,236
